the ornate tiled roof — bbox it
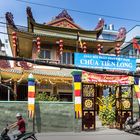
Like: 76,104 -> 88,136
55,9 -> 74,22
26,68 -> 73,77
0,67 -> 74,77
0,68 -> 22,74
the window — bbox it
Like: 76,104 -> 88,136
40,49 -> 51,59
61,52 -> 73,64
58,92 -> 73,102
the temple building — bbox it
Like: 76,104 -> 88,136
0,7 -> 126,102
0,7 -> 136,131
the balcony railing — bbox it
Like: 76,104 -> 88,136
35,58 -> 60,64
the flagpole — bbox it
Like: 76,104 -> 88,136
76,32 -> 79,52
33,115 -> 35,133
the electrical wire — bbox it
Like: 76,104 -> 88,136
15,0 -> 140,23
0,55 -> 138,77
0,24 -> 135,44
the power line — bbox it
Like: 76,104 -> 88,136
15,0 -> 140,23
0,29 -> 134,45
0,21 -> 134,44
0,55 -> 138,77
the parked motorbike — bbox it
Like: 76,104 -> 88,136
0,126 -> 37,140
124,117 -> 140,135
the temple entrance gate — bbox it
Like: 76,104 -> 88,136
82,84 -> 96,131
80,71 -> 134,131
115,85 -> 133,129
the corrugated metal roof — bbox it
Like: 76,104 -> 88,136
26,68 -> 74,77
0,67 -> 77,77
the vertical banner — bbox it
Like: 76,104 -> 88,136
28,73 -> 35,118
134,77 -> 140,105
73,74 -> 82,118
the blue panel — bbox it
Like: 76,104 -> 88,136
28,81 -> 35,86
134,77 -> 139,85
74,75 -> 81,82
74,53 -> 136,72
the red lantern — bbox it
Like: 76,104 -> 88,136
97,44 -> 103,54
83,42 -> 87,53
97,44 -> 101,54
59,39 -> 63,55
36,37 -> 41,53
115,43 -> 120,56
12,32 -> 17,57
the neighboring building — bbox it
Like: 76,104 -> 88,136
121,25 -> 140,58
121,25 -> 140,72
100,24 -> 118,41
0,39 -> 10,68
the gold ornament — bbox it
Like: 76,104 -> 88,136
85,99 -> 93,108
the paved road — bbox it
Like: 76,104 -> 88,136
36,129 -> 140,140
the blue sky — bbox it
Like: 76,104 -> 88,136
1,0 -> 140,32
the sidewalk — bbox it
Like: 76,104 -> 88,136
36,128 -> 126,136
36,129 -> 140,140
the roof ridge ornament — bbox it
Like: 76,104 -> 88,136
55,9 -> 74,22
5,12 -> 17,29
116,27 -> 126,40
26,6 -> 35,21
95,18 -> 104,30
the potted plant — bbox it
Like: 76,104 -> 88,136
97,95 -> 116,128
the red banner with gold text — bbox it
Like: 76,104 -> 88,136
82,71 -> 133,85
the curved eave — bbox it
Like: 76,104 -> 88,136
7,24 -> 34,58
96,38 -> 124,46
94,38 -> 125,53
7,25 -> 124,57
29,18 -> 102,36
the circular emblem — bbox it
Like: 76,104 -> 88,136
85,99 -> 93,108
122,100 -> 131,109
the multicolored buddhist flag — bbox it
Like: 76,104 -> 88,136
28,73 -> 35,118
134,77 -> 140,105
73,74 -> 82,118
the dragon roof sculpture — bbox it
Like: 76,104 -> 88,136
5,12 -> 17,29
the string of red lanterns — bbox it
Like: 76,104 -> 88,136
36,37 -> 41,53
12,32 -> 17,57
97,44 -> 103,54
115,43 -> 120,56
82,42 -> 87,53
59,39 -> 63,55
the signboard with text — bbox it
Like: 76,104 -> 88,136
74,53 -> 136,72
